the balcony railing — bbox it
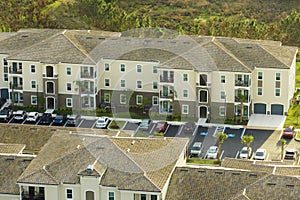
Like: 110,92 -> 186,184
235,96 -> 250,103
22,192 -> 45,200
160,92 -> 174,99
160,76 -> 174,83
81,72 -> 95,79
9,68 -> 22,74
43,74 -> 58,78
235,80 -> 251,87
13,84 -> 23,90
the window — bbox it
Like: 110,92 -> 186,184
4,74 -> 8,82
219,106 -> 225,116
153,82 -> 158,89
120,94 -> 126,104
120,64 -> 125,72
104,93 -> 110,103
105,63 -> 110,71
183,74 -> 188,82
199,90 -> 208,103
67,83 -> 72,91
183,89 -> 188,98
108,192 -> 115,200
136,95 -> 143,105
137,64 -> 142,72
66,67 -> 71,75
105,79 -> 110,87
66,98 -> 72,107
3,58 -> 7,66
257,87 -> 262,96
151,195 -> 158,200
221,75 -> 226,83
275,88 -> 280,97
220,91 -> 226,100
182,105 -> 189,114
120,80 -> 126,88
276,72 -> 281,81
152,96 -> 158,105
31,65 -> 36,73
258,72 -> 263,80
31,80 -> 36,89
66,189 -> 73,199
137,80 -> 142,89
153,66 -> 157,73
31,96 -> 37,105
141,194 -> 146,200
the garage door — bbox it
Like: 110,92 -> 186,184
271,104 -> 284,115
254,103 -> 266,114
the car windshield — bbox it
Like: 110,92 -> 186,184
0,111 -> 7,114
98,119 -> 105,123
56,116 -> 63,119
157,123 -> 164,127
208,148 -> 217,153
141,120 -> 149,126
15,114 -> 22,117
285,128 -> 293,132
192,146 -> 201,151
256,152 -> 264,156
241,150 -> 248,154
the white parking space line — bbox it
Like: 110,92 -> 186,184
92,120 -> 97,129
78,119 -> 84,127
177,125 -> 184,135
220,150 -> 225,159
122,121 -> 128,130
192,125 -> 199,136
278,130 -> 283,140
235,151 -> 240,159
150,123 -> 156,134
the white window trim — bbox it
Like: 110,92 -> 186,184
275,72 -> 281,81
66,82 -> 72,91
31,80 -> 36,89
108,191 -> 115,200
136,95 -> 143,105
104,93 -> 110,103
219,106 -> 225,116
258,72 -> 263,80
137,64 -> 142,73
220,91 -> 226,100
257,87 -> 262,96
183,89 -> 188,98
183,73 -> 188,82
66,98 -> 72,107
136,80 -> 142,89
120,64 -> 125,72
104,78 -> 110,87
220,75 -> 226,83
46,81 -> 55,94
153,82 -> 158,90
30,65 -> 36,74
152,66 -> 157,74
152,96 -> 158,105
182,104 -> 189,114
31,95 -> 37,105
66,67 -> 71,76
3,73 -> 8,82
105,63 -> 110,71
275,88 -> 281,97
120,94 -> 126,104
120,79 -> 126,88
199,90 -> 208,103
66,188 -> 73,200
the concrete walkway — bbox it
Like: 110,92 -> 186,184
247,114 -> 286,129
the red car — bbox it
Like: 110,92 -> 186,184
155,121 -> 168,133
282,126 -> 295,139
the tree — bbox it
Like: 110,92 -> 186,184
238,93 -> 246,123
241,135 -> 254,159
217,132 -> 228,163
280,138 -> 286,160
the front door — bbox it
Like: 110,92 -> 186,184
199,106 -> 207,118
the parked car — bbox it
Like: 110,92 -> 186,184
239,147 -> 252,159
66,114 -> 81,127
0,108 -> 13,122
282,126 -> 295,139
52,113 -> 67,126
26,112 -> 40,123
254,149 -> 267,160
13,110 -> 27,121
140,119 -> 152,130
206,146 -> 218,159
95,116 -> 110,128
284,149 -> 298,160
39,110 -> 54,125
190,142 -> 203,157
155,121 -> 168,133
183,122 -> 196,134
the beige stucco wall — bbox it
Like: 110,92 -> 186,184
58,184 -> 80,200
172,69 -> 196,101
0,54 -> 8,89
100,186 -> 120,200
45,185 -> 59,200
210,71 -> 235,103
80,176 -> 100,200
0,194 -> 19,200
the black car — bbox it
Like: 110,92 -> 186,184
52,113 -> 67,126
66,114 -> 81,127
39,113 -> 53,125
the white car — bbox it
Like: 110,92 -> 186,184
13,110 -> 27,121
206,146 -> 218,159
240,147 -> 252,159
95,116 -> 110,128
254,149 -> 267,160
26,112 -> 40,123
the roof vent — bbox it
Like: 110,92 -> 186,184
86,36 -> 93,39
76,145 -> 80,149
127,148 -> 130,153
131,140 -> 135,145
21,35 -> 29,38
267,182 -> 276,186
215,171 -> 223,175
246,46 -> 253,49
286,184 -> 295,188
86,164 -> 94,174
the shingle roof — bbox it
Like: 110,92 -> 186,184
0,155 -> 33,195
0,143 -> 25,154
165,166 -> 267,200
18,132 -> 188,192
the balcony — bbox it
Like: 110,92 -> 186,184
22,192 -> 45,200
160,76 -> 174,83
13,84 -> 23,90
235,79 -> 251,87
9,68 -> 22,74
235,95 -> 250,103
160,92 -> 174,99
81,88 -> 94,95
43,74 -> 58,78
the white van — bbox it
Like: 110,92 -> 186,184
190,142 -> 203,157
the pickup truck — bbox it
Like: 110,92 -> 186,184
0,109 -> 13,122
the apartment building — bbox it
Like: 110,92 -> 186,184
0,29 -> 297,121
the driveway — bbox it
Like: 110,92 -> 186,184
247,114 -> 285,129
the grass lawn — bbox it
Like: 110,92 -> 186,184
108,120 -> 126,130
187,158 -> 220,165
134,130 -> 149,137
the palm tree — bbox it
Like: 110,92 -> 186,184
238,93 -> 246,123
217,132 -> 228,163
280,138 -> 286,160
241,135 -> 254,159
73,80 -> 87,110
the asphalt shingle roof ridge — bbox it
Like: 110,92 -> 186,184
212,38 -> 253,72
259,44 -> 292,69
7,30 -> 65,61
